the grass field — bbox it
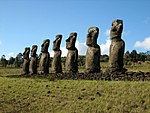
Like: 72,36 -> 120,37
100,61 -> 150,72
0,62 -> 150,113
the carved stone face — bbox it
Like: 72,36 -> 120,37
31,45 -> 38,57
110,20 -> 123,40
41,39 -> 50,53
66,32 -> 77,49
53,34 -> 62,51
86,27 -> 99,46
24,47 -> 30,54
23,47 -> 30,59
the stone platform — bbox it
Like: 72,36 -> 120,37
21,71 -> 150,81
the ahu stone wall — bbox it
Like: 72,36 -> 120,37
22,72 -> 150,81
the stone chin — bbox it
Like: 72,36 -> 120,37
66,42 -> 72,49
110,33 -> 121,40
86,37 -> 93,46
66,39 -> 76,50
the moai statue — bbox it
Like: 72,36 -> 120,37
52,34 -> 62,73
39,39 -> 50,74
29,45 -> 38,75
23,47 -> 30,75
85,27 -> 101,73
108,19 -> 126,72
65,32 -> 78,73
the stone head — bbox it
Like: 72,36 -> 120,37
86,27 -> 99,46
110,19 -> 123,40
24,47 -> 30,54
23,47 -> 30,58
66,32 -> 77,49
41,39 -> 50,53
53,34 -> 62,51
31,45 -> 38,57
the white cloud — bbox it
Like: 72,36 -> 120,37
102,29 -> 111,55
50,51 -> 54,57
100,39 -> 111,55
50,39 -> 111,57
75,41 -> 87,55
105,29 -> 110,36
50,46 -> 68,57
134,37 -> 150,49
60,46 -> 68,57
5,52 -> 15,60
50,41 -> 87,57
8,52 -> 14,56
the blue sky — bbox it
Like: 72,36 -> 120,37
0,0 -> 150,59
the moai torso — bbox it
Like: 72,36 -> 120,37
39,39 -> 50,74
29,45 -> 38,75
65,32 -> 78,73
109,20 -> 125,72
23,47 -> 30,74
85,27 -> 101,73
52,35 -> 62,73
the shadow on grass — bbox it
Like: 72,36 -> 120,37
3,74 -> 53,80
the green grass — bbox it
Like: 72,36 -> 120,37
125,62 -> 150,72
0,77 -> 150,113
100,61 -> 150,72
0,62 -> 150,113
0,67 -> 22,76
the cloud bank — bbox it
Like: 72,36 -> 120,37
50,41 -> 87,57
50,40 -> 110,57
105,29 -> 110,36
5,52 -> 15,60
100,39 -> 111,55
134,37 -> 150,49
75,41 -> 87,55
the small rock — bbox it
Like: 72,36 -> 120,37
47,91 -> 51,94
8,86 -> 11,88
96,92 -> 101,96
78,97 -> 82,100
81,88 -> 86,91
91,97 -> 95,101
